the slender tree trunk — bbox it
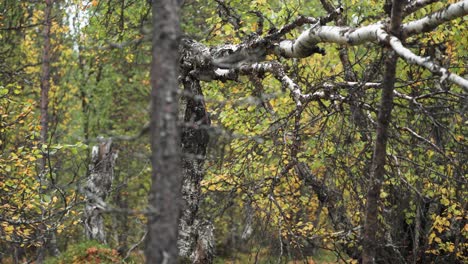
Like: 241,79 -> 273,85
362,1 -> 404,263
39,0 -> 52,175
36,1 -> 57,262
113,174 -> 129,256
362,51 -> 397,264
145,0 -> 182,263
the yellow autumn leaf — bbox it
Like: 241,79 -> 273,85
447,243 -> 455,252
428,233 -> 436,244
4,225 -> 14,233
22,229 -> 31,236
380,191 -> 389,199
208,184 -> 218,191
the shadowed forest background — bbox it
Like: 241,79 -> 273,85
0,0 -> 467,263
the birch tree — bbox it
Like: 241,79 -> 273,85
172,0 -> 467,262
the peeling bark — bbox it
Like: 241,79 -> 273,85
178,38 -> 214,263
178,75 -> 211,259
84,138 -> 117,243
158,1 -> 467,262
192,220 -> 215,264
181,1 -> 468,89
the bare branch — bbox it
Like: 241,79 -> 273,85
403,0 -> 468,36
399,126 -> 446,155
275,1 -> 468,58
404,0 -> 438,16
377,29 -> 468,90
123,231 -> 148,261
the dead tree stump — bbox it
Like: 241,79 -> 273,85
84,137 -> 117,243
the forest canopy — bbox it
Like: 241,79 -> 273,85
0,0 -> 467,263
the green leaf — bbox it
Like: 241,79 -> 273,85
0,87 -> 8,96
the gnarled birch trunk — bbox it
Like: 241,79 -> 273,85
178,43 -> 214,263
84,137 -> 117,243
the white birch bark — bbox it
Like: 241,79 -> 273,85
195,1 -> 468,88
84,137 -> 117,244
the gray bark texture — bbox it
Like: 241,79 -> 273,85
191,220 -> 215,264
178,34 -> 215,264
145,0 -> 182,263
84,137 -> 117,244
141,1 -> 467,262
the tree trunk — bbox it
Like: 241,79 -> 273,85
362,1 -> 404,263
192,220 -> 215,264
36,1 -> 58,262
84,137 -> 117,243
39,0 -> 52,170
178,75 -> 214,262
362,51 -> 398,264
113,173 -> 129,256
145,0 -> 182,263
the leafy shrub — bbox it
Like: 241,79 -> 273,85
45,240 -> 122,264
